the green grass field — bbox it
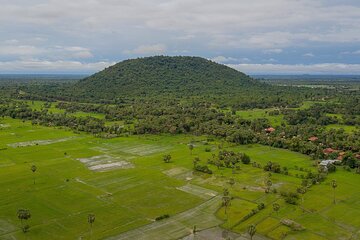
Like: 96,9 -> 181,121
23,100 -> 105,119
236,109 -> 284,126
325,124 -> 358,133
0,118 -> 359,239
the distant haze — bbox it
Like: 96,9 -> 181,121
1,0 -> 360,74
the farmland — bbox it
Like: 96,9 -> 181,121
1,117 -> 360,239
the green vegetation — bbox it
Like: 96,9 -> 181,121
0,57 -> 359,239
0,117 -> 359,239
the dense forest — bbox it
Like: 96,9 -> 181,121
5,56 -> 329,109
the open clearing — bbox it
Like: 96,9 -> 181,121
77,155 -> 134,171
0,117 -> 360,239
177,184 -> 218,200
7,137 -> 77,148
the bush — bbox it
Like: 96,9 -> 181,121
155,214 -> 170,221
241,153 -> 251,164
205,147 -> 211,152
264,161 -> 281,173
194,165 -> 213,174
281,191 -> 300,205
257,203 -> 265,210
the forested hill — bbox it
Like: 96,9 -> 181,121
73,56 -> 261,100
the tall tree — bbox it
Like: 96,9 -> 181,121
297,187 -> 307,203
222,196 -> 231,215
17,209 -> 31,233
193,157 -> 200,169
265,179 -> 272,193
31,165 -> 37,184
222,188 -> 231,214
272,203 -> 280,215
248,224 -> 256,240
192,225 -> 197,235
331,179 -> 337,204
228,178 -> 235,188
88,213 -> 96,238
188,144 -> 194,155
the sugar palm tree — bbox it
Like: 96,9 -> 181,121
248,224 -> 256,240
272,203 -> 280,215
228,178 -> 235,188
17,209 -> 31,233
30,165 -> 37,184
88,213 -> 95,238
192,225 -> 197,235
222,196 -> 231,215
265,179 -> 272,193
331,179 -> 337,204
222,188 -> 231,214
188,144 -> 194,155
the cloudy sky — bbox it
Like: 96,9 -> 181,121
1,0 -> 360,74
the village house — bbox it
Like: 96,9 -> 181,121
319,159 -> 341,171
308,136 -> 318,142
265,127 -> 275,133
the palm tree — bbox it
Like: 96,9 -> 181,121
331,179 -> 337,204
222,196 -> 231,215
248,224 -> 256,240
297,187 -> 306,203
272,203 -> 280,215
193,157 -> 200,169
188,144 -> 194,155
222,188 -> 231,214
228,178 -> 235,188
88,213 -> 95,238
17,209 -> 31,233
30,165 -> 37,184
265,179 -> 272,193
223,188 -> 229,196
192,225 -> 197,235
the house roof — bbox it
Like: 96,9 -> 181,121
323,148 -> 336,154
265,127 -> 275,133
308,136 -> 318,142
319,159 -> 341,166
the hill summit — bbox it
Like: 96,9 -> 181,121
74,56 -> 259,100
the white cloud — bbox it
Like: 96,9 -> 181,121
62,46 -> 93,58
1,1 -> 360,48
0,42 -> 93,59
173,35 -> 195,40
0,45 -> 45,56
211,56 -> 238,63
0,1 -> 360,73
263,58 -> 277,63
263,49 -> 283,54
0,59 -> 115,73
303,53 -> 315,57
124,44 -> 167,55
228,63 -> 360,74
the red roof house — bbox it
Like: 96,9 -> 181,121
308,136 -> 318,142
323,148 -> 336,155
265,127 -> 276,133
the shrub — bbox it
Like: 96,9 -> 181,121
257,203 -> 265,210
194,165 -> 213,174
155,214 -> 170,221
241,153 -> 251,164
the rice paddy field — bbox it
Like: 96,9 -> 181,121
0,117 -> 360,239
